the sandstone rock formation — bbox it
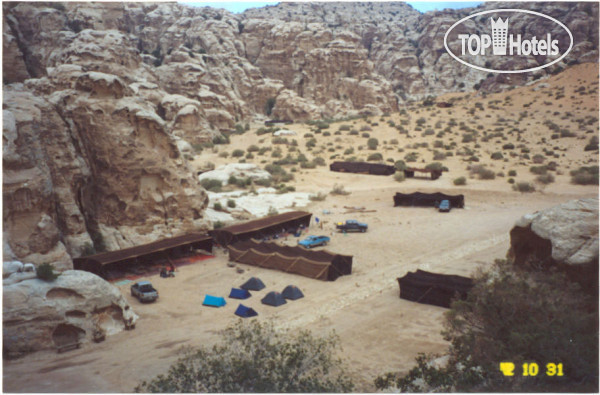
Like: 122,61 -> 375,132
198,163 -> 272,186
3,270 -> 138,358
508,198 -> 599,293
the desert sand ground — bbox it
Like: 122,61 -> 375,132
3,64 -> 598,392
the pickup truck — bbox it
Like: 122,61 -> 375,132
298,235 -> 330,248
130,281 -> 159,303
336,220 -> 368,233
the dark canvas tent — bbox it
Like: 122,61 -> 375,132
73,233 -> 213,279
393,192 -> 465,208
234,304 -> 258,318
240,277 -> 266,291
282,285 -> 304,300
229,288 -> 252,299
229,240 -> 353,281
202,295 -> 227,307
330,161 -> 395,176
397,269 -> 473,308
261,291 -> 287,307
210,211 -> 312,247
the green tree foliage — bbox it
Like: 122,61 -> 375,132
376,261 -> 598,392
36,263 -> 58,282
136,321 -> 353,393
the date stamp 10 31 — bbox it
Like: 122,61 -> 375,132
500,362 -> 564,377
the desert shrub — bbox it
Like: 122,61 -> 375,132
227,199 -> 236,208
360,125 -> 372,132
470,165 -> 495,180
330,184 -> 351,195
513,181 -> 536,192
433,151 -> 447,160
570,166 -> 599,185
502,143 -> 515,150
508,170 -> 517,177
313,157 -> 326,166
490,152 -> 503,160
404,152 -> 419,162
394,171 -> 405,182
536,173 -> 555,184
247,145 -> 260,152
361,132 -> 370,138
36,263 -> 58,282
213,202 -> 223,211
136,321 -> 353,393
272,136 -> 288,145
394,160 -> 407,171
254,178 -> 272,187
532,154 -> 546,164
338,124 -> 351,131
200,178 -> 222,192
218,152 -> 229,158
529,165 -> 548,175
508,178 -> 515,184
425,162 -> 448,172
367,153 -> 383,161
232,149 -> 245,158
375,260 -> 598,392
344,148 -> 354,155
584,136 -> 599,151
300,161 -> 316,169
453,176 -> 467,186
309,192 -> 327,201
213,221 -> 224,229
367,138 -> 379,150
212,134 -> 230,145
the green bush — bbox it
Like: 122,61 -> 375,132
367,153 -> 383,161
453,176 -> 467,186
490,152 -> 503,160
247,144 -> 260,152
367,138 -> 379,150
330,183 -> 350,195
36,263 -> 58,282
508,170 -> 517,177
394,160 -> 407,171
200,178 -> 222,192
213,202 -> 223,211
536,173 -> 555,184
227,199 -> 236,208
394,171 -> 405,182
136,321 -> 353,393
529,165 -> 548,175
232,149 -> 245,158
470,165 -> 495,180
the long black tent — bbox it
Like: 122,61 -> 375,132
210,211 -> 312,247
397,269 -> 473,308
330,161 -> 395,176
393,192 -> 465,208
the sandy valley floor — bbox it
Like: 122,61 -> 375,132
3,64 -> 598,392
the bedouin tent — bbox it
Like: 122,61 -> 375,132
240,277 -> 266,291
202,295 -> 227,307
329,161 -> 395,176
397,269 -> 473,308
229,240 -> 353,281
229,288 -> 252,299
393,192 -> 465,208
210,211 -> 312,247
261,291 -> 287,307
282,285 -> 304,300
234,304 -> 258,318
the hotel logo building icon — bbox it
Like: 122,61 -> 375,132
491,17 -> 508,55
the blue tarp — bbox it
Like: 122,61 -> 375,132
234,304 -> 258,318
202,295 -> 226,307
229,288 -> 252,299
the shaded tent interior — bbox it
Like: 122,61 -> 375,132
228,240 -> 352,281
329,161 -> 396,176
73,233 -> 213,279
404,167 -> 443,180
393,192 -> 465,208
210,211 -> 312,247
397,269 -> 474,308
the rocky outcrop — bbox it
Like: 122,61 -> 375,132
508,198 -> 599,293
3,270 -> 138,358
198,163 -> 271,186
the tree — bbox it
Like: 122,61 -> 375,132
36,263 -> 58,281
136,321 -> 353,393
376,260 -> 598,392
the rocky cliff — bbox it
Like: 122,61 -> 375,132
2,1 -> 598,269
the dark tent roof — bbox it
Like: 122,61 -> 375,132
393,192 -> 465,208
229,240 -> 353,281
240,277 -> 266,291
397,269 -> 473,308
282,285 -> 304,300
210,211 -> 312,246
73,233 -> 213,276
229,288 -> 252,299
330,161 -> 395,176
261,291 -> 287,307
202,295 -> 227,307
235,304 -> 258,318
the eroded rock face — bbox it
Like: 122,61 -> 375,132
508,198 -> 599,292
3,270 -> 138,358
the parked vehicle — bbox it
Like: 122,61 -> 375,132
336,219 -> 368,232
130,281 -> 159,303
298,235 -> 330,248
438,200 -> 451,212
